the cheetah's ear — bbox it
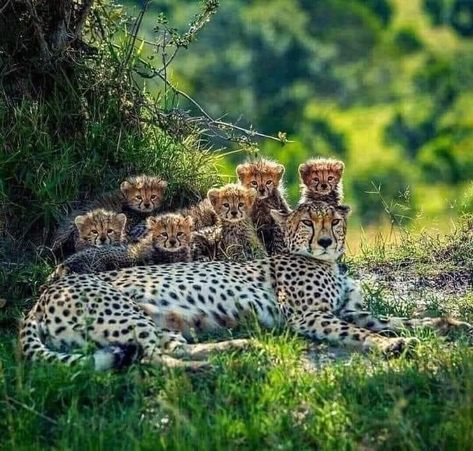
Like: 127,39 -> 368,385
236,164 -> 250,181
146,216 -> 159,229
270,209 -> 290,227
331,160 -> 345,176
298,162 -> 311,185
120,180 -> 133,194
246,188 -> 257,206
207,188 -> 220,207
336,204 -> 351,217
74,215 -> 86,230
275,163 -> 285,179
154,179 -> 168,191
116,213 -> 127,230
183,215 -> 194,231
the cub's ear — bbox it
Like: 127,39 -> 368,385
236,164 -> 250,181
146,216 -> 159,228
207,188 -> 220,207
154,179 -> 168,191
270,209 -> 290,227
74,215 -> 86,229
298,162 -> 311,185
183,215 -> 194,230
116,213 -> 127,229
332,160 -> 345,175
120,180 -> 133,194
275,163 -> 285,179
246,188 -> 257,206
336,204 -> 351,217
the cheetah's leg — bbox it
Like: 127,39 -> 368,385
183,339 -> 251,360
155,327 -> 251,360
338,279 -> 472,335
288,310 -> 418,356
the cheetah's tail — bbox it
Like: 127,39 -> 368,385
19,314 -> 141,371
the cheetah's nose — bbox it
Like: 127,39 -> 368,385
317,237 -> 333,249
99,236 -> 107,243
320,183 -> 328,190
231,211 -> 238,217
169,239 -> 177,246
144,202 -> 151,208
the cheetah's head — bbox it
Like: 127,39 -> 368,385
121,175 -> 167,213
271,202 -> 350,261
298,158 -> 344,196
236,159 -> 285,199
146,213 -> 193,252
208,184 -> 256,223
74,209 -> 127,247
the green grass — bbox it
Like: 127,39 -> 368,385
1,326 -> 472,450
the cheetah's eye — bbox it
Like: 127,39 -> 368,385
223,202 -> 230,208
327,176 -> 334,182
150,195 -> 157,200
161,232 -> 168,237
91,229 -> 98,234
135,195 -> 142,200
251,181 -> 257,186
238,202 -> 244,207
332,219 -> 341,226
107,229 -> 114,234
302,220 -> 312,227
313,178 -> 319,183
177,232 -> 184,237
266,180 -> 273,185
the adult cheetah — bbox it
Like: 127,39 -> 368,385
20,202 -> 471,370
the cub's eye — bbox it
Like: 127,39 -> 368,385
313,178 -> 319,183
91,229 -> 98,234
238,202 -> 244,207
107,229 -> 114,234
266,180 -> 273,185
150,195 -> 157,200
161,232 -> 168,237
177,232 -> 184,237
332,219 -> 341,226
135,195 -> 142,200
327,176 -> 334,182
223,202 -> 230,208
302,220 -> 312,227
251,181 -> 258,186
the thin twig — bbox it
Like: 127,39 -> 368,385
5,396 -> 59,425
153,69 -> 290,143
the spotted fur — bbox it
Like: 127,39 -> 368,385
236,158 -> 290,255
299,158 -> 344,205
193,184 -> 266,261
48,213 -> 193,281
21,203 -> 470,370
51,175 -> 167,256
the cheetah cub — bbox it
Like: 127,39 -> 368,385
73,209 -> 127,252
193,184 -> 265,261
49,213 -> 193,280
52,175 -> 167,255
236,158 -> 290,255
298,158 -> 344,205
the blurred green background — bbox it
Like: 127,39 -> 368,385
123,0 -> 473,252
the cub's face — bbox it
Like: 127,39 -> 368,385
236,160 -> 285,199
271,202 -> 350,260
208,184 -> 256,222
298,160 -> 344,196
75,210 -> 127,247
120,176 -> 167,213
147,214 -> 193,252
